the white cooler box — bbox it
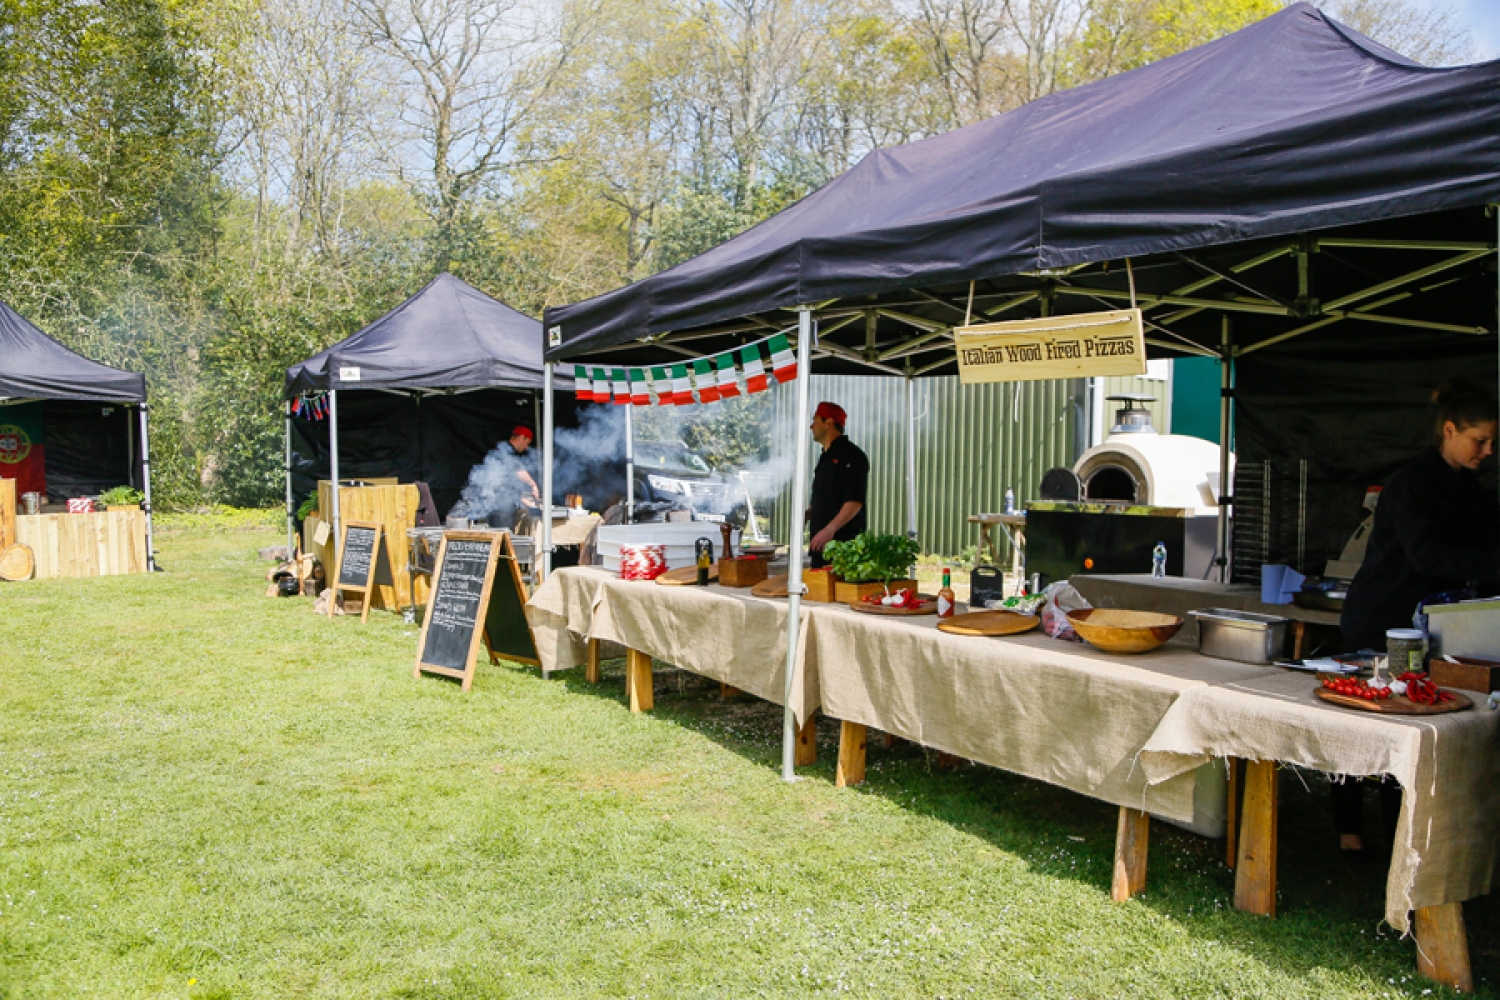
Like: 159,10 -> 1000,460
598,524 -> 743,573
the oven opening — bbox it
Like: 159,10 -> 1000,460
1085,465 -> 1139,503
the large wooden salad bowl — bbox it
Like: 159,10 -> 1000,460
1066,608 -> 1184,654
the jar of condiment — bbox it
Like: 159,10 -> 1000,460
1386,628 -> 1427,674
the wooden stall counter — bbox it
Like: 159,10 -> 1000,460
13,508 -> 148,579
309,482 -> 423,611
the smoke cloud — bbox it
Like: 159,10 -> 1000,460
453,405 -> 626,518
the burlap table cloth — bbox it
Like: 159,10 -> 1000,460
807,607 -> 1282,821
526,566 -> 623,676
586,576 -> 819,726
1139,669 -> 1500,932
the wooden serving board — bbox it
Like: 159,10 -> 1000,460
655,565 -> 719,586
1315,687 -> 1473,715
938,610 -> 1039,637
751,574 -> 789,598
847,597 -> 939,616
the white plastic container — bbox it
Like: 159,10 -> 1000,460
598,523 -> 741,573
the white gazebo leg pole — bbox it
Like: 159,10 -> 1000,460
625,402 -> 635,521
904,373 -> 918,541
138,404 -> 157,572
329,388 -> 341,565
781,309 -> 815,782
284,400 -> 295,556
542,363 -> 555,580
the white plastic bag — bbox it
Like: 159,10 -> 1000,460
1040,581 -> 1092,642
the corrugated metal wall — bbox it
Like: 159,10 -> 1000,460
767,375 -> 1084,556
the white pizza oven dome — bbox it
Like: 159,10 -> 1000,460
1073,396 -> 1228,514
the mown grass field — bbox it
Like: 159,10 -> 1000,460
0,515 -> 1495,998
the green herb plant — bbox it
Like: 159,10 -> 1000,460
296,494 -> 319,521
98,486 -> 145,507
822,532 -> 920,584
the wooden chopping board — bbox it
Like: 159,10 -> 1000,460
752,574 -> 789,598
1315,687 -> 1473,715
847,596 -> 939,616
938,610 -> 1039,637
655,565 -> 718,586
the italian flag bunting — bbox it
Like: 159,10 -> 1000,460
629,368 -> 650,405
611,368 -> 630,405
741,344 -> 769,394
590,367 -> 610,403
692,359 -> 720,403
572,365 -> 591,401
670,364 -> 692,405
768,334 -> 797,383
650,367 -> 671,404
715,353 -> 740,398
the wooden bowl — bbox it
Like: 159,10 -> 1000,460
1066,608 -> 1184,654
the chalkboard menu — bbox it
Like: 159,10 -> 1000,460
413,531 -> 540,691
330,520 -> 393,623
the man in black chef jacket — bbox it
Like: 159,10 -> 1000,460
806,402 -> 869,569
508,426 -> 542,515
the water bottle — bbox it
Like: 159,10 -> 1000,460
1003,488 -> 1015,514
1152,542 -> 1167,578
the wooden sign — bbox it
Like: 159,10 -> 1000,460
955,308 -> 1146,384
330,520 -> 393,623
413,531 -> 539,692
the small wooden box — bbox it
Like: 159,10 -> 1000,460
834,578 -> 918,604
803,568 -> 837,602
718,556 -> 769,588
1429,656 -> 1500,693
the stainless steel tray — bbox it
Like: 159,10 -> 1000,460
1189,608 -> 1290,664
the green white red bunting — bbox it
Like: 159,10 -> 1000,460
741,344 -> 768,393
767,334 -> 796,383
562,333 -> 790,407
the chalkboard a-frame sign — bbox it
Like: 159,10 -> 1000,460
413,531 -> 539,691
330,520 -> 394,623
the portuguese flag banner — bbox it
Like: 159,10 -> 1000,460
0,402 -> 45,496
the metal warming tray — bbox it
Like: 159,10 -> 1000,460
1189,608 -> 1290,664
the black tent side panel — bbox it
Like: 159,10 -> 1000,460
41,401 -> 136,499
1233,325 -> 1499,582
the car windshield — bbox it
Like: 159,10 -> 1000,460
637,443 -> 711,475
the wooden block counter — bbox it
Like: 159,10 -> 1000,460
308,482 -> 424,610
14,509 -> 148,579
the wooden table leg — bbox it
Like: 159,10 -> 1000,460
1226,757 -> 1242,869
795,713 -> 817,766
836,721 -> 866,787
585,638 -> 601,685
884,732 -> 902,749
935,750 -> 963,768
626,648 -> 654,713
1111,806 -> 1150,901
1416,902 -> 1473,993
720,682 -> 741,699
1234,760 -> 1278,916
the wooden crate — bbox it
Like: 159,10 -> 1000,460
834,578 -> 918,604
0,477 -> 13,549
718,555 -> 768,588
14,510 -> 148,579
803,568 -> 837,602
313,482 -> 424,610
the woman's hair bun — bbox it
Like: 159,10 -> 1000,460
1432,378 -> 1497,435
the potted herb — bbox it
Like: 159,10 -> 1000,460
296,494 -> 319,523
822,532 -> 920,603
99,486 -> 144,512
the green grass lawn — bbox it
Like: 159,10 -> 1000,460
1,517 -> 1495,998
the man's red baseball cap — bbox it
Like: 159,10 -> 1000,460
511,426 -> 534,442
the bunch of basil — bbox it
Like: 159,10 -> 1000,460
822,532 -> 920,583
